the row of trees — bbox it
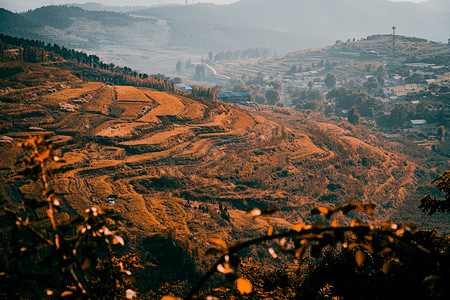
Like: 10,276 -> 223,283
210,47 -> 273,62
0,34 -> 219,102
0,34 -> 141,77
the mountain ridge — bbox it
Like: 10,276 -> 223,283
0,1 -> 448,74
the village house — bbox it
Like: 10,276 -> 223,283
376,97 -> 391,105
407,119 -> 437,133
217,93 -> 252,105
175,84 -> 193,93
387,84 -> 423,98
410,119 -> 427,127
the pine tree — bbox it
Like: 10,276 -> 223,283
348,106 -> 360,125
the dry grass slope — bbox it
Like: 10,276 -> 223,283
1,62 -> 448,295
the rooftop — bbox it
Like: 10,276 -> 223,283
218,93 -> 251,98
410,119 -> 427,125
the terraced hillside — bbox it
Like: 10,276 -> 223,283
0,62 -> 448,288
214,35 -> 450,79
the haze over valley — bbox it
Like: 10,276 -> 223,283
0,0 -> 448,75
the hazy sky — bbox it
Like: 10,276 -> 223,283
0,0 -> 430,12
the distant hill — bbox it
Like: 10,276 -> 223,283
0,8 -> 44,41
0,0 -> 448,74
229,0 -> 448,41
212,34 -> 450,83
133,0 -> 449,49
66,2 -> 151,13
1,1 -> 448,50
22,5 -> 136,30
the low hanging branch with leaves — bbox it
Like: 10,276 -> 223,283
0,135 -> 136,299
173,201 -> 425,300
420,170 -> 450,215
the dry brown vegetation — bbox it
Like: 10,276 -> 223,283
0,62 -> 448,295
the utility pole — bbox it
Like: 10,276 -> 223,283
392,26 -> 397,61
392,26 -> 397,47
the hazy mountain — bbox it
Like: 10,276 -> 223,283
67,2 -> 156,13
0,0 -> 448,73
133,0 -> 448,48
422,0 -> 450,18
22,5 -> 136,29
0,8 -> 46,41
0,8 -> 37,29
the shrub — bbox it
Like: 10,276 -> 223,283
0,135 -> 134,299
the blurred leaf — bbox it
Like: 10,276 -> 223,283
350,218 -> 363,227
331,220 -> 340,227
405,223 -> 418,231
395,229 -> 405,237
246,208 -> 261,217
45,209 -> 53,219
291,222 -> 307,232
112,235 -> 124,245
355,250 -> 365,266
311,206 -> 328,216
81,259 -> 91,270
209,238 -> 227,249
361,244 -> 373,253
423,275 -> 440,283
268,248 -> 278,258
348,243 -> 359,250
267,225 -> 273,236
61,291 -> 73,297
125,289 -> 137,299
161,296 -> 182,300
217,263 -> 233,274
36,149 -> 51,162
236,278 -> 252,294
378,247 -> 392,255
382,259 -> 392,274
295,243 -> 308,259
380,221 -> 397,231
44,189 -> 55,199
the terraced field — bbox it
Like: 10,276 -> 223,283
1,63 -> 448,291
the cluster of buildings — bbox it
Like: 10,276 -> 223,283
282,68 -> 328,90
